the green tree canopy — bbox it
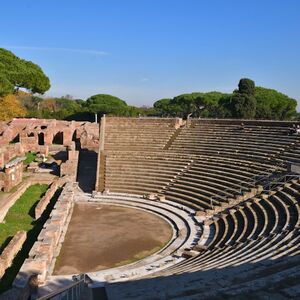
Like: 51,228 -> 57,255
154,98 -> 176,117
0,48 -> 50,96
85,94 -> 128,115
230,78 -> 257,119
154,92 -> 229,118
238,78 -> 255,95
255,87 -> 297,120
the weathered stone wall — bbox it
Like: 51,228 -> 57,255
0,143 -> 24,168
0,182 -> 31,223
0,118 -> 99,152
0,231 -> 27,278
0,178 -> 54,223
60,142 -> 79,181
35,178 -> 65,219
0,118 -> 98,192
1,160 -> 23,192
13,182 -> 75,287
79,122 -> 99,149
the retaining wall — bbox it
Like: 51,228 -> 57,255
0,231 -> 27,278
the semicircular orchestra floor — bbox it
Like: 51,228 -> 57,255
53,202 -> 173,275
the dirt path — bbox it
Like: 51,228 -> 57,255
53,203 -> 172,275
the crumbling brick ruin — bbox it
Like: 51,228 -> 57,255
0,118 -> 99,192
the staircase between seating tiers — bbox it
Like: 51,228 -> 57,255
163,127 -> 183,150
158,159 -> 196,193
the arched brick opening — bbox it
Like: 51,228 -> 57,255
72,130 -> 81,150
10,134 -> 20,144
52,132 -> 64,145
38,132 -> 45,145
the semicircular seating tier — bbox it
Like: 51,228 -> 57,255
104,179 -> 300,299
96,117 -> 300,299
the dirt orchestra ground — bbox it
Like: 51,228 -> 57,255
53,202 -> 173,275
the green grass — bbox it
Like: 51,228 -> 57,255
0,184 -> 62,293
23,152 -> 37,165
0,184 -> 48,250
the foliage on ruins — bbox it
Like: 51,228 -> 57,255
0,48 -> 50,96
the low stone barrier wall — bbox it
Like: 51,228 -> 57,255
0,182 -> 31,223
34,178 -> 65,219
0,178 -> 54,223
13,182 -> 76,289
0,231 -> 27,278
60,152 -> 79,181
60,143 -> 79,181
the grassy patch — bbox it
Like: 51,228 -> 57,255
0,184 -> 48,250
23,152 -> 37,165
0,184 -> 62,293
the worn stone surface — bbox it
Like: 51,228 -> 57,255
13,182 -> 75,286
0,231 -> 27,278
0,118 -> 99,191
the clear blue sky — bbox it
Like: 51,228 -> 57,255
1,0 -> 299,107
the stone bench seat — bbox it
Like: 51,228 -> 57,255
105,161 -> 191,170
105,178 -> 172,189
171,183 -> 300,274
219,213 -> 238,248
171,140 -> 289,154
105,172 -> 181,182
106,179 -> 169,188
165,184 -> 228,206
163,193 -> 206,211
187,168 -> 255,186
179,128 -> 294,138
170,143 -> 280,157
164,190 -> 213,210
105,185 -> 160,195
106,158 -> 190,167
105,131 -> 175,135
175,179 -> 236,198
173,132 -> 295,144
192,158 -> 273,172
170,148 -> 281,162
105,145 -> 167,150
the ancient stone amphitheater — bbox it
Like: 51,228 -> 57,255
2,116 -> 300,300
92,116 -> 300,299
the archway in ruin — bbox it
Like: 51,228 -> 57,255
72,130 -> 80,150
52,132 -> 64,145
10,134 -> 20,144
38,132 -> 45,145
